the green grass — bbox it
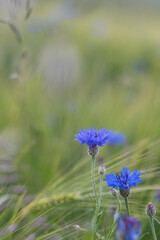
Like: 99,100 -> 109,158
0,0 -> 160,239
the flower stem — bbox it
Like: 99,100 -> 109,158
124,197 -> 130,217
91,157 -> 98,204
98,174 -> 103,211
106,196 -> 121,239
149,216 -> 157,240
91,156 -> 98,240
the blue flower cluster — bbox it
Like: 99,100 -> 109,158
75,127 -> 148,239
116,214 -> 141,240
75,127 -> 126,147
105,167 -> 143,190
75,127 -> 110,147
108,130 -> 126,145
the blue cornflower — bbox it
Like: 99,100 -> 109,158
108,130 -> 126,145
105,167 -> 143,190
75,127 -> 110,147
116,214 -> 141,240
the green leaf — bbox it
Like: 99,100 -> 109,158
25,8 -> 32,20
97,209 -> 104,225
97,211 -> 103,217
96,232 -> 104,240
8,22 -> 23,44
88,194 -> 96,208
154,218 -> 160,225
139,232 -> 149,239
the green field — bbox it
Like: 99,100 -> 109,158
0,0 -> 160,239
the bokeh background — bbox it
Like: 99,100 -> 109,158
0,0 -> 160,239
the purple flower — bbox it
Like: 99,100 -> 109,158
108,130 -> 126,145
116,214 -> 141,240
75,127 -> 110,147
105,167 -> 143,190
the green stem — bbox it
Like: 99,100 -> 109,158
91,157 -> 98,240
149,217 -> 157,240
91,157 -> 98,203
98,174 -> 103,211
106,196 -> 121,239
117,196 -> 121,213
124,197 -> 130,217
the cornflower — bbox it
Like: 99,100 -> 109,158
116,214 -> 141,240
108,130 -> 126,145
105,167 -> 143,216
75,127 -> 110,240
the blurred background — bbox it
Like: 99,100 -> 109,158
0,0 -> 160,239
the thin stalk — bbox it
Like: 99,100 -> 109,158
91,157 -> 98,240
91,157 -> 98,202
124,197 -> 130,217
106,196 -> 121,239
117,196 -> 121,212
149,217 -> 157,240
98,174 -> 103,211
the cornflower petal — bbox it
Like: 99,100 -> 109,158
105,167 -> 143,190
116,214 -> 141,240
107,130 -> 127,145
75,127 -> 110,147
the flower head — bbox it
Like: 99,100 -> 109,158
108,130 -> 126,145
75,127 -> 110,147
105,167 -> 143,190
116,214 -> 141,240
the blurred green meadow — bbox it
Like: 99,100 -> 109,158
0,0 -> 160,239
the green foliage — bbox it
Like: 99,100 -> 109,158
0,0 -> 160,239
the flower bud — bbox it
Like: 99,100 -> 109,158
88,145 -> 99,158
110,188 -> 118,197
72,224 -> 81,231
119,188 -> 131,198
146,202 -> 156,217
98,165 -> 106,175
